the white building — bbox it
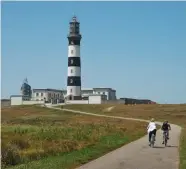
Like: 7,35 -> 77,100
88,94 -> 107,104
62,88 -> 116,101
10,87 -> 116,106
10,95 -> 44,106
32,88 -> 64,104
65,94 -> 107,105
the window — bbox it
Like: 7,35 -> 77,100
71,59 -> 73,64
36,93 -> 39,96
41,93 -> 43,96
71,69 -> 73,73
70,79 -> 73,83
70,89 -> 72,93
103,92 -> 105,95
75,28 -> 79,34
71,50 -> 73,54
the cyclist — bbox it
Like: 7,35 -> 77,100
161,120 -> 171,144
147,118 -> 157,146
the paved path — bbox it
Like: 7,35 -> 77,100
47,106 -> 182,169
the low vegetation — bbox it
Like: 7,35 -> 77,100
1,105 -> 147,169
63,104 -> 186,169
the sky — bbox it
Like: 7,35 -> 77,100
1,1 -> 186,104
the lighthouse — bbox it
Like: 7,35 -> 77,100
66,16 -> 82,100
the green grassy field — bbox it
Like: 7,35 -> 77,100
1,105 -> 147,169
62,104 -> 186,169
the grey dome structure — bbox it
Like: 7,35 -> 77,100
20,78 -> 32,98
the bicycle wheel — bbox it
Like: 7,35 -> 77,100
151,134 -> 155,148
165,133 -> 168,146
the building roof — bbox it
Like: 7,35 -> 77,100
62,88 -> 93,92
10,95 -> 30,99
1,99 -> 10,101
10,95 -> 23,98
93,88 -> 116,92
119,98 -> 152,101
62,87 -> 116,92
81,88 -> 94,91
88,94 -> 107,96
33,88 -> 63,92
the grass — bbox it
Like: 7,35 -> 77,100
6,133 -> 135,169
62,104 -> 186,169
1,105 -> 147,169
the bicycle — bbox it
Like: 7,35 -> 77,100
150,133 -> 155,148
163,131 -> 168,147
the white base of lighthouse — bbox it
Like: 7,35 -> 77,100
67,86 -> 81,96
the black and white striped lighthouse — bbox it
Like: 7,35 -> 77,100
67,16 -> 82,100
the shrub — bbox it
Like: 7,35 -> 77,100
10,138 -> 30,149
20,149 -> 46,161
1,143 -> 21,166
42,140 -> 79,155
14,126 -> 29,135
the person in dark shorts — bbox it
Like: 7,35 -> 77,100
161,120 -> 171,144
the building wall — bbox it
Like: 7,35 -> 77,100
62,88 -> 116,101
101,95 -> 107,100
32,92 -> 48,101
66,100 -> 88,104
119,98 -> 154,105
11,97 -> 23,106
10,96 -> 44,106
65,96 -> 103,104
110,90 -> 116,100
93,90 -> 110,99
32,89 -> 64,104
88,95 -> 102,104
82,89 -> 93,95
1,99 -> 11,108
93,89 -> 116,100
23,100 -> 44,105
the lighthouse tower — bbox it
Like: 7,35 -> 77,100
67,16 -> 82,100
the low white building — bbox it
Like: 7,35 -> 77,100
1,99 -> 11,108
62,87 -> 116,101
88,94 -> 107,104
10,95 -> 44,106
65,94 -> 107,104
32,88 -> 64,104
10,95 -> 24,106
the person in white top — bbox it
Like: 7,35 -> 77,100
147,118 -> 157,145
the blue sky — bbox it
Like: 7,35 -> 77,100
1,1 -> 186,103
